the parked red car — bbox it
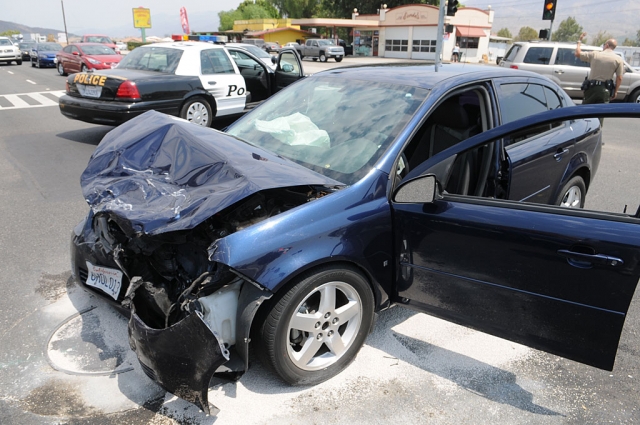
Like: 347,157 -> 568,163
56,43 -> 122,76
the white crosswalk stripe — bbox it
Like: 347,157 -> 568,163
0,90 -> 66,110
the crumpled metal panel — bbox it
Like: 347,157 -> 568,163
81,111 -> 342,235
129,304 -> 228,415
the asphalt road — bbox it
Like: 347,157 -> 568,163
0,58 -> 639,425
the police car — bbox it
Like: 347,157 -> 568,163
58,42 -> 304,127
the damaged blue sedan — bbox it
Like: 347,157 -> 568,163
70,64 -> 640,414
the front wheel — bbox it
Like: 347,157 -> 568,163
35,59 -> 40,68
555,176 -> 586,208
180,96 -> 213,127
335,57 -> 343,63
31,58 -> 35,67
629,88 -> 640,103
16,60 -> 22,65
81,65 -> 88,72
258,265 -> 375,386
58,63 -> 67,76
319,52 -> 327,62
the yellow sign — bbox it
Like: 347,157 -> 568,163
133,7 -> 152,29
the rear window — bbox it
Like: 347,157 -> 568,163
523,47 -> 553,65
503,44 -> 521,62
118,47 -> 183,73
555,48 -> 592,67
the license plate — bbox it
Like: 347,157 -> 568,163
78,84 -> 102,98
85,261 -> 122,300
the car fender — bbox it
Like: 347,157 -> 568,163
553,151 -> 591,200
208,170 -> 394,308
180,89 -> 218,113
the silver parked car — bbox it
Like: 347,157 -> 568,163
500,41 -> 640,103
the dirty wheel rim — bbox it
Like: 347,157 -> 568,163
186,102 -> 209,126
560,185 -> 582,208
286,281 -> 362,371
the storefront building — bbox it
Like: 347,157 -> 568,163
293,5 -> 494,63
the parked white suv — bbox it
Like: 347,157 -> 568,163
500,41 -> 640,103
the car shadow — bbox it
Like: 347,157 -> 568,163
56,126 -> 113,146
365,307 -> 562,416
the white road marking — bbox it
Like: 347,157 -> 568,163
7,71 -> 14,74
0,91 -> 66,109
26,80 -> 37,84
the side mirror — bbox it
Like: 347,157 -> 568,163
393,174 -> 438,204
271,55 -> 277,64
72,51 -> 79,56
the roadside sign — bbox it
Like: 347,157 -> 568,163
133,7 -> 152,29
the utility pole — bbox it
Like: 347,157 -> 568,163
61,0 -> 69,45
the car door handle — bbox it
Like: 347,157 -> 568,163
557,249 -> 624,268
208,81 -> 216,85
553,148 -> 569,160
554,70 -> 564,74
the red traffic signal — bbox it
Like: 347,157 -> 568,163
542,0 -> 557,20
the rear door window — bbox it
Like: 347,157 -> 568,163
523,47 -> 553,65
503,44 -> 521,62
555,48 -> 591,67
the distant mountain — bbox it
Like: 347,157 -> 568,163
0,20 -> 71,38
488,0 -> 639,42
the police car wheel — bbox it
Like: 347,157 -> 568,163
181,97 -> 213,127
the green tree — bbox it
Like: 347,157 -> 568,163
551,17 -> 582,42
218,0 -> 281,31
514,26 -> 538,42
590,31 -> 612,47
637,29 -> 640,45
622,37 -> 637,47
496,28 -> 512,38
0,30 -> 20,37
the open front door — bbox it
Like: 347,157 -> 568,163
274,49 -> 304,92
392,174 -> 640,371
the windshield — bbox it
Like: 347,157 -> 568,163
318,40 -> 336,46
117,46 -> 183,73
86,36 -> 113,44
38,43 -> 62,51
0,39 -> 13,46
19,42 -> 35,49
81,45 -> 117,55
229,44 -> 271,59
226,76 -> 428,185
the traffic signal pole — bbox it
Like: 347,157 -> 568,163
548,19 -> 554,40
434,0 -> 446,72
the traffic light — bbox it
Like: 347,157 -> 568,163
447,0 -> 459,17
539,29 -> 549,39
542,0 -> 557,20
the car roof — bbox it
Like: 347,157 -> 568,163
514,40 -> 600,49
314,63 -> 549,90
136,41 -> 225,52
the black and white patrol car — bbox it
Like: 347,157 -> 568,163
58,42 -> 304,127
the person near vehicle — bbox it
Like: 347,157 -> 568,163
452,43 -> 460,62
575,32 -> 624,105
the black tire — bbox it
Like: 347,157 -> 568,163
16,60 -> 22,65
57,62 -> 67,76
629,88 -> 640,104
319,52 -> 327,63
31,58 -> 35,67
35,59 -> 40,68
335,57 -> 343,63
299,53 -> 304,59
180,96 -> 213,127
258,265 -> 374,386
81,65 -> 88,72
555,176 -> 586,208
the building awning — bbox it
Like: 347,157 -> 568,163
456,26 -> 487,38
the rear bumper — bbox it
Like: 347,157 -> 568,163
59,94 -> 179,126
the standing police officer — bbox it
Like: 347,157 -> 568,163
575,32 -> 625,104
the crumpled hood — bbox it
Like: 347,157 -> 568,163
81,111 -> 343,235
